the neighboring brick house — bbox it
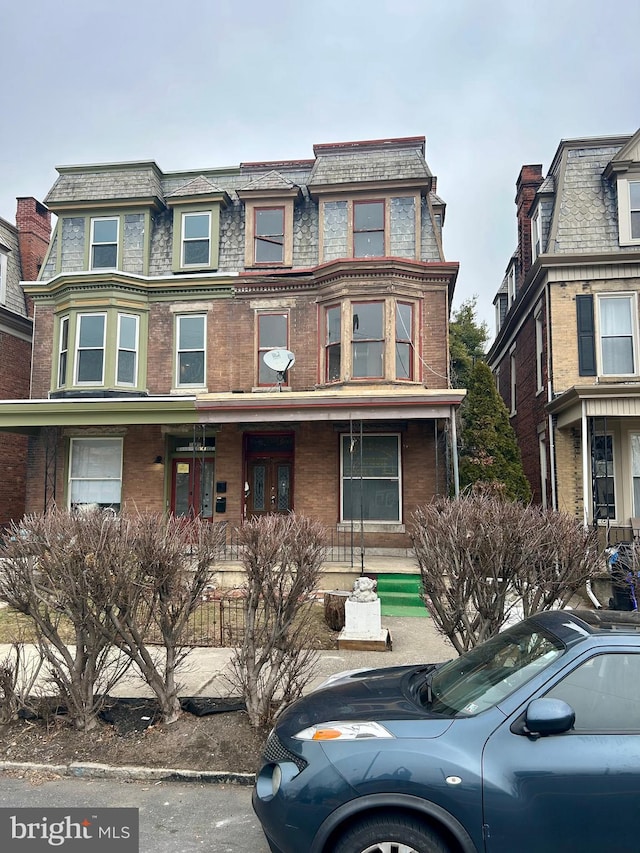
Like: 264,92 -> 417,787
0,137 -> 463,560
0,198 -> 51,530
487,129 -> 640,542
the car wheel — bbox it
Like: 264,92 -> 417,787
333,814 -> 450,853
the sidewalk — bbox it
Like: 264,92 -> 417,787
0,615 -> 454,700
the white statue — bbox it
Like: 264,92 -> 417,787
349,577 -> 378,602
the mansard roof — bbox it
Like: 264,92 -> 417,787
45,161 -> 165,210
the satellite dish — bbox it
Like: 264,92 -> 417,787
263,349 -> 296,372
263,349 -> 295,391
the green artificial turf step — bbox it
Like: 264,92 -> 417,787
371,572 -> 427,617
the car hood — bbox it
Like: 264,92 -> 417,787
275,663 -> 446,739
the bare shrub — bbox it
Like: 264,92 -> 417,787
0,510 -> 133,730
227,514 -> 327,729
102,513 -> 227,723
0,641 -> 46,724
410,494 -> 602,653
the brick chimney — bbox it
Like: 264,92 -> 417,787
515,165 -> 543,291
15,197 -> 51,318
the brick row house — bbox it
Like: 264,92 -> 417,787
0,198 -> 51,530
488,129 -> 640,542
0,137 -> 463,562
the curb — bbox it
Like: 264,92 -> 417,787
0,761 -> 255,786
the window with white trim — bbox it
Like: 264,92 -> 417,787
507,263 -> 516,306
341,433 -> 401,522
75,313 -> 106,385
58,316 -> 69,388
176,314 -> 206,387
69,437 -> 123,511
631,434 -> 640,517
597,294 -> 636,376
116,314 -> 139,386
617,178 -> 640,246
531,207 -> 541,262
182,212 -> 211,267
90,217 -> 118,269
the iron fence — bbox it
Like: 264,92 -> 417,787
214,522 -> 359,564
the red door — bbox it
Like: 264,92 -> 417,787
170,458 -> 214,519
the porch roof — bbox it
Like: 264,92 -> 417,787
195,386 -> 466,423
0,396 -> 198,431
548,383 -> 640,428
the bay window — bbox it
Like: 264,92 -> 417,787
116,314 -> 139,386
257,312 -> 288,385
352,301 -> 384,378
325,305 -> 341,382
396,302 -> 413,380
75,313 -> 106,384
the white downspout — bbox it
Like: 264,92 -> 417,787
545,286 -> 558,511
581,400 -> 590,528
450,406 -> 460,497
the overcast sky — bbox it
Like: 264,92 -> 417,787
2,0 -> 638,339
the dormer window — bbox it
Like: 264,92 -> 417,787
353,201 -> 385,257
254,208 -> 285,264
630,181 -> 640,240
616,177 -> 640,246
182,212 -> 211,267
531,207 -> 541,262
90,217 -> 118,269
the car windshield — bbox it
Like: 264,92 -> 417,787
422,623 -> 565,716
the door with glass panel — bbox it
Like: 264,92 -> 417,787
244,434 -> 294,518
170,458 -> 214,520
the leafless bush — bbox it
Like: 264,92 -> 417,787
102,513 -> 227,723
0,510 -> 133,730
227,514 -> 327,729
410,494 -> 602,653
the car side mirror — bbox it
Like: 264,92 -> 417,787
511,698 -> 575,738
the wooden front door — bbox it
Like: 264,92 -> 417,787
247,458 -> 292,517
170,458 -> 214,519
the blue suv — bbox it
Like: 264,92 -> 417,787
253,609 -> 640,853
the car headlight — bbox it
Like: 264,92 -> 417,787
293,721 -> 395,740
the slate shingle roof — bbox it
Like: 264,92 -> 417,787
309,145 -> 431,188
166,175 -> 229,199
45,162 -> 164,206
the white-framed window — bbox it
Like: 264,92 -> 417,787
631,433 -> 640,517
617,178 -> 640,246
0,250 -> 7,304
341,433 -> 401,523
181,212 -> 211,267
90,217 -> 118,269
58,316 -> 69,388
176,314 -> 206,387
531,207 -> 541,262
69,437 -> 123,511
535,307 -> 544,393
257,312 -> 288,385
597,294 -> 637,376
510,348 -> 517,415
116,314 -> 139,386
593,433 -> 615,521
75,313 -> 106,385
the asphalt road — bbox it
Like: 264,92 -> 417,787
0,775 -> 269,853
